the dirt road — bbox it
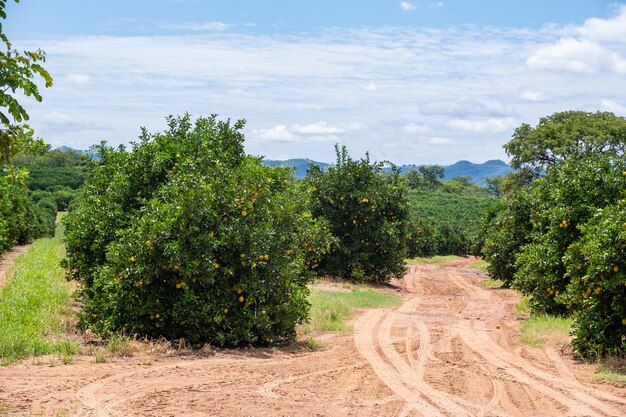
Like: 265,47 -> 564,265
1,259 -> 624,416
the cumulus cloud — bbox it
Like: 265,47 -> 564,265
601,99 -> 626,116
447,118 -> 517,133
400,2 -> 416,12
256,125 -> 296,142
254,121 -> 357,143
578,4 -> 626,41
292,121 -> 345,135
527,5 -> 626,74
526,38 -> 624,73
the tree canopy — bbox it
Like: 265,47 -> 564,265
504,111 -> 626,175
0,0 -> 52,177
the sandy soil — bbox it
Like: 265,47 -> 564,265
1,258 -> 625,417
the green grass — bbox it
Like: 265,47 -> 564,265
469,259 -> 489,272
520,315 -> 573,348
0,213 -> 79,364
482,278 -> 504,287
406,255 -> 462,265
595,361 -> 626,384
300,289 -> 403,334
516,295 -> 531,315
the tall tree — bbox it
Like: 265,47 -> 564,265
0,0 -> 52,179
504,111 -> 626,176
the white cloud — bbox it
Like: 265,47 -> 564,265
256,125 -> 296,142
403,123 -> 431,134
400,2 -> 416,12
160,21 -> 232,31
420,98 -> 515,117
526,38 -> 624,73
519,90 -> 544,101
365,82 -> 377,91
431,2 -> 445,7
527,6 -> 626,74
67,73 -> 90,84
447,118 -> 517,133
428,137 -> 453,145
578,4 -> 626,42
601,99 -> 626,116
293,121 -> 344,135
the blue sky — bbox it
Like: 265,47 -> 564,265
5,1 -> 626,164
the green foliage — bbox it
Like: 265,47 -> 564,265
407,188 -> 498,257
482,175 -> 533,286
513,155 -> 626,315
485,111 -> 626,358
306,146 -> 409,283
63,114 -> 332,347
0,0 -> 53,177
0,176 -> 55,254
564,202 -> 626,358
505,111 -> 626,175
405,165 -> 444,190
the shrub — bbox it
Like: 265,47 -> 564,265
63,114 -> 332,346
564,202 -> 626,358
306,145 -> 409,283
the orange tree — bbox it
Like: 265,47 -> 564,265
512,154 -> 626,316
306,145 -> 409,283
564,201 -> 626,358
63,115 -> 333,346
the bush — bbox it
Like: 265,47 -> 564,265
63,114 -> 332,346
306,146 -> 409,283
564,202 -> 626,358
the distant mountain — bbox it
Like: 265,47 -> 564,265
442,160 -> 513,185
264,158 -> 513,185
56,147 -> 512,186
262,159 -> 332,177
55,146 -> 99,159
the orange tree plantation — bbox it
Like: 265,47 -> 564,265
63,115 -> 333,346
483,111 -> 626,358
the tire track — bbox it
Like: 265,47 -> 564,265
444,269 -> 626,416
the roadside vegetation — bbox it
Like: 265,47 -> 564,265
0,214 -> 78,364
483,111 -> 626,360
300,288 -> 403,334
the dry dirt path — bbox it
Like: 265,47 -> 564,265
1,259 -> 625,417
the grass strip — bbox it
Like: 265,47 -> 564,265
300,289 -> 403,334
0,214 -> 78,364
520,315 -> 573,348
406,255 -> 462,265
